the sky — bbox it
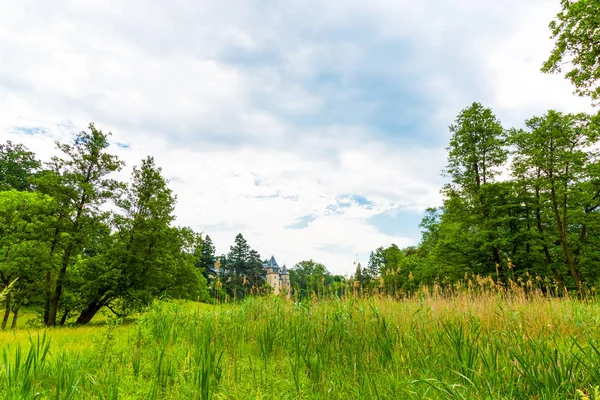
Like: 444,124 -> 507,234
0,0 -> 594,275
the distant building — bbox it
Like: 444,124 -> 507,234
263,255 -> 290,295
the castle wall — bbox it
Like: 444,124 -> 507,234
266,272 -> 281,294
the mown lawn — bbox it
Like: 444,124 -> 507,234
1,291 -> 600,399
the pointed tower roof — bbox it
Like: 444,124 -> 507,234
281,264 -> 289,275
265,255 -> 280,270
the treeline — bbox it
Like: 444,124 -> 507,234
353,0 -> 600,298
0,126 -> 216,328
354,104 -> 600,297
0,127 -> 347,328
288,260 -> 345,298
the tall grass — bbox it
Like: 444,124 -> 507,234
1,282 -> 600,398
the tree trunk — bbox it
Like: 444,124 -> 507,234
492,246 -> 501,266
1,292 -> 11,330
11,299 -> 22,330
550,185 -> 583,297
45,221 -> 62,325
47,243 -> 73,326
76,300 -> 105,325
479,189 -> 502,268
59,309 -> 70,326
535,185 -> 563,287
43,270 -> 52,325
573,222 -> 587,267
47,188 -> 88,327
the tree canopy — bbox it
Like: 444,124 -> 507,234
542,0 -> 600,103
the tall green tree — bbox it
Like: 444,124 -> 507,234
247,249 -> 265,289
353,262 -> 364,289
197,235 -> 216,281
542,0 -> 600,103
75,156 -> 176,323
37,123 -> 124,326
227,234 -> 250,275
509,110 -> 598,296
223,233 -> 261,298
0,190 -> 55,329
444,102 -> 508,266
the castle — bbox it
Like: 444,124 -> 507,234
263,255 -> 290,295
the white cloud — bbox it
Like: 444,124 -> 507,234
0,0 -> 593,274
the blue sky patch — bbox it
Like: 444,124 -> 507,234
368,207 -> 425,243
326,194 -> 374,215
285,214 -> 317,229
11,126 -> 47,136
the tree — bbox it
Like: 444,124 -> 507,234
289,260 -> 330,297
0,190 -> 55,329
227,234 -> 251,275
542,0 -> 600,103
37,123 -> 124,326
247,249 -> 265,290
509,110 -> 598,296
353,262 -> 364,290
197,235 -> 216,282
223,233 -> 262,298
154,227 -> 210,303
366,250 -> 382,279
445,102 -> 506,195
75,156 -> 177,324
444,102 -> 508,267
0,141 -> 41,191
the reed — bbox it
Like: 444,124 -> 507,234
1,281 -> 600,398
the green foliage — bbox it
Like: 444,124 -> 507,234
73,156 -> 208,323
0,126 -> 213,328
197,235 -> 216,281
289,259 -> 344,298
220,233 -> 264,299
508,110 -> 600,295
0,190 -> 56,329
34,123 -> 125,326
542,0 -> 600,103
445,102 -> 507,195
373,103 -> 600,298
0,141 -> 40,191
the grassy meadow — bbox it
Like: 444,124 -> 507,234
1,283 -> 600,399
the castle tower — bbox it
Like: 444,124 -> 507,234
280,264 -> 290,295
264,255 -> 282,294
263,255 -> 290,295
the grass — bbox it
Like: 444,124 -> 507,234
1,286 -> 600,399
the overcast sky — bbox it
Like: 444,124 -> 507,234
0,0 -> 594,275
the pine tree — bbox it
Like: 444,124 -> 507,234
198,235 -> 216,281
